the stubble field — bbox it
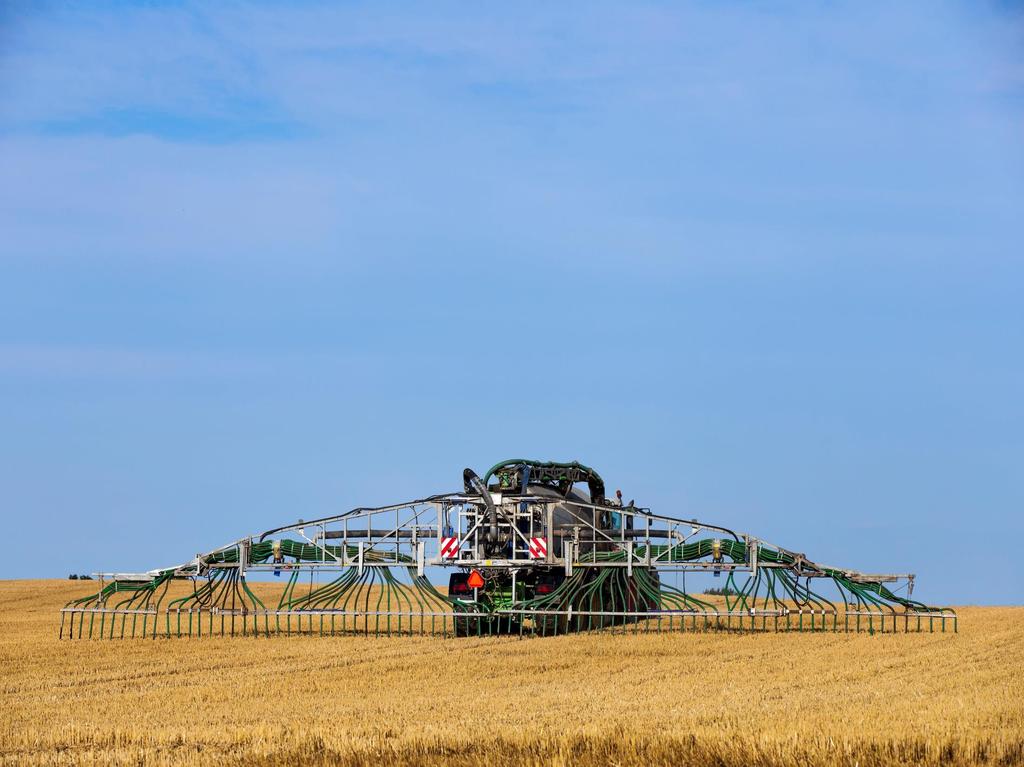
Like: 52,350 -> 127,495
1,579 -> 1022,766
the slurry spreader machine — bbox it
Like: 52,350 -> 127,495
61,459 -> 955,639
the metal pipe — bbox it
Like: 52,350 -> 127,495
464,468 -> 497,543
323,529 -> 436,539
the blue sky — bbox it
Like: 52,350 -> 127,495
1,1 -> 1021,604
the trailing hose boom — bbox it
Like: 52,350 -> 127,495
61,459 -> 955,639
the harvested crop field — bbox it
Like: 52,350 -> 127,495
1,580 -> 1022,766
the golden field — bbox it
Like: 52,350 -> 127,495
1,580 -> 1022,766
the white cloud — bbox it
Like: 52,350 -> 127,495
0,1 -> 1020,269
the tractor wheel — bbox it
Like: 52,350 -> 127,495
535,609 -> 568,637
452,613 -> 480,637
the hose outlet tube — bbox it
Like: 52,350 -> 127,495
464,468 -> 498,544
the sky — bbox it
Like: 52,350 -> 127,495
1,1 -> 1022,604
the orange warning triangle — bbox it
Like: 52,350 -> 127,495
467,570 -> 485,589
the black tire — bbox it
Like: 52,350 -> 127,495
613,568 -> 660,626
453,613 -> 480,637
453,614 -> 518,637
535,610 -> 568,637
644,569 -> 662,610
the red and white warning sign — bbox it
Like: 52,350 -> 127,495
528,537 -> 548,559
439,536 -> 460,559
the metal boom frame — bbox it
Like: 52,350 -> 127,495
61,470 -> 956,639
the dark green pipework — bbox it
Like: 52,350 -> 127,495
58,457 -> 957,639
61,533 -> 955,639
61,537 -> 465,640
483,458 -> 607,501
514,554 -> 951,638
641,538 -> 942,615
483,458 -> 603,487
